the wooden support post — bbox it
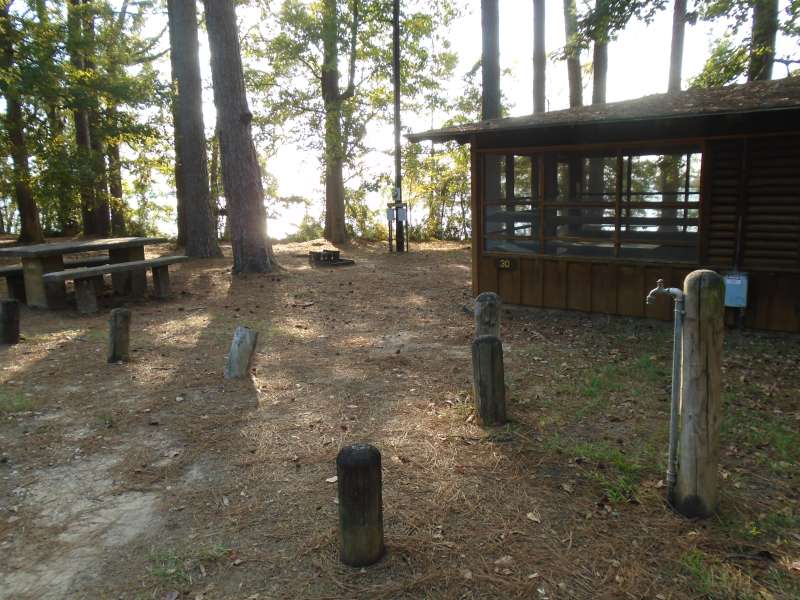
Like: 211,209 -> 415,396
0,299 -> 20,345
108,308 -> 131,363
224,326 -> 258,379
471,334 -> 506,425
151,266 -> 171,299
109,246 -> 146,295
74,279 -> 99,315
89,275 -> 105,295
336,443 -> 384,567
23,255 -> 66,308
6,273 -> 26,303
673,269 -> 724,518
474,291 -> 501,338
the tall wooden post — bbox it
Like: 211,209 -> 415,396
673,269 -> 724,518
108,307 -> 131,363
474,291 -> 501,338
0,299 -> 20,345
471,334 -> 506,425
337,443 -> 384,567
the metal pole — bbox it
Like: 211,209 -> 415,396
392,0 -> 405,252
645,279 -> 684,501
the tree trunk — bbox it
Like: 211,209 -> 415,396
89,110 -> 111,236
533,0 -> 546,113
323,106 -> 347,243
68,0 -> 96,236
84,3 -> 109,238
210,125 -> 224,239
168,0 -> 222,258
203,0 -> 274,273
108,140 -> 126,235
168,2 -> 187,247
587,22 -> 607,215
0,5 -> 44,243
591,42 -> 607,104
749,0 -> 778,81
664,4 -> 685,230
481,0 -> 500,120
668,0 -> 687,92
563,0 -> 582,107
321,0 -> 348,244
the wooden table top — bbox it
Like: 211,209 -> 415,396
0,237 -> 168,258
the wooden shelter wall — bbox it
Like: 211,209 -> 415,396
473,132 -> 800,333
476,255 -> 800,331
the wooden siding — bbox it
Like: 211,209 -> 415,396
476,255 -> 799,332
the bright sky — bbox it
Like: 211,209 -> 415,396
160,0 -> 796,239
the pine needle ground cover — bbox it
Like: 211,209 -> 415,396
0,240 -> 797,599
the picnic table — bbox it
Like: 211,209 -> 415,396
0,237 -> 166,308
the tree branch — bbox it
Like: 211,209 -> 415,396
338,0 -> 359,101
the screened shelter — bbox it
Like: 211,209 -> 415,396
408,77 -> 800,332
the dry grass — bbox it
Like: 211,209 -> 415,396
0,239 -> 798,599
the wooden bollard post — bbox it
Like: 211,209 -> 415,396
474,292 -> 501,337
673,269 -> 724,518
108,308 -> 131,363
336,443 -> 384,567
224,326 -> 258,379
0,299 -> 20,345
471,335 -> 506,425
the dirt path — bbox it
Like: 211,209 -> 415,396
1,240 -> 798,599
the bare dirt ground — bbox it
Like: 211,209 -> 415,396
0,239 -> 798,600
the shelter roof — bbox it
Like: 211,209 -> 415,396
406,77 -> 800,144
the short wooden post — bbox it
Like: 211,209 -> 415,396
224,326 -> 258,379
74,279 -> 99,315
151,266 -> 170,299
474,291 -> 501,338
108,308 -> 131,363
337,443 -> 384,567
0,299 -> 20,345
471,334 -> 506,425
673,269 -> 724,518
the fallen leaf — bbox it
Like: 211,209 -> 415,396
526,511 -> 541,523
561,483 -> 574,493
494,555 -> 514,567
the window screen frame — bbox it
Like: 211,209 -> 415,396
479,144 -> 703,263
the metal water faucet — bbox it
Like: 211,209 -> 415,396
646,279 -> 684,305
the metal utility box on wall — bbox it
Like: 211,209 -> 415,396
724,273 -> 748,308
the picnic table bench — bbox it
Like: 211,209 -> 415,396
42,256 -> 189,314
0,237 -> 168,309
0,256 -> 110,303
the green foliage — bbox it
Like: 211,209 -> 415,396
1,0 -> 174,238
694,0 -> 800,84
282,212 -> 325,242
680,548 -> 798,599
147,543 -> 231,585
245,0 -> 461,239
0,388 -> 35,413
577,0 -> 668,46
691,36 -> 752,87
